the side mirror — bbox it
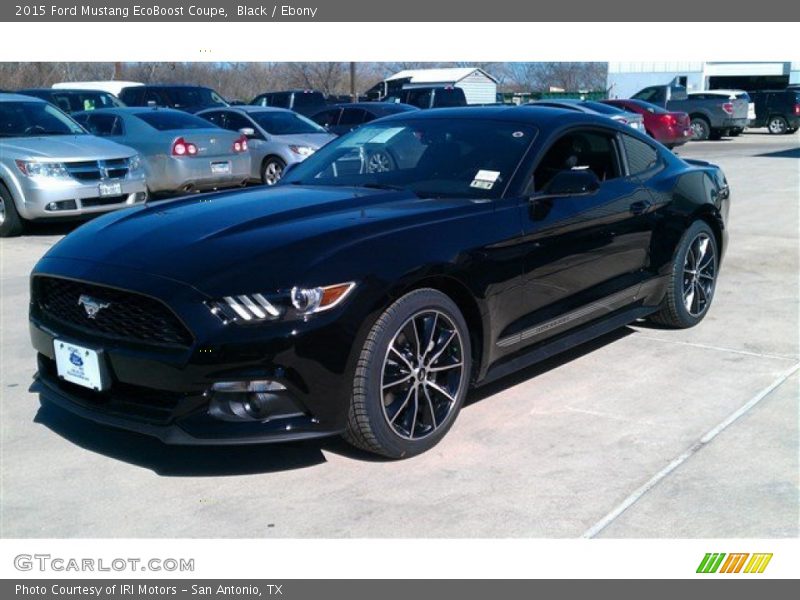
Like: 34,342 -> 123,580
239,127 -> 256,138
537,169 -> 600,198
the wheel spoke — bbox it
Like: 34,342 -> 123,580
388,385 -> 415,425
428,361 -> 463,373
389,345 -> 414,372
382,372 -> 413,389
426,330 -> 456,367
422,385 -> 438,429
426,380 -> 456,404
420,313 -> 438,360
402,319 -> 421,357
683,285 -> 695,312
407,387 -> 419,439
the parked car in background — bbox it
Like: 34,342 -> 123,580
749,89 -> 800,134
28,106 -> 729,458
390,86 -> 468,109
52,81 -> 143,97
0,94 -> 146,237
73,107 -> 250,196
18,88 -> 125,114
118,84 -> 229,113
631,84 -> 748,140
310,102 -> 419,135
687,90 -> 754,136
249,90 -> 327,117
197,106 -> 335,185
530,99 -> 646,132
601,99 -> 691,149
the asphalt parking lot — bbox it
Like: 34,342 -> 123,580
1,131 -> 797,538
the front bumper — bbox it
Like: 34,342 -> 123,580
16,174 -> 148,220
28,259 -> 369,445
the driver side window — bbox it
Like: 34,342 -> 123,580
534,130 -> 621,192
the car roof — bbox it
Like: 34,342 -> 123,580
326,102 -> 419,113
198,105 -> 295,115
129,84 -> 217,90
256,89 -> 323,95
73,106 -> 191,116
18,88 -> 111,94
0,93 -> 47,103
375,105 -> 617,128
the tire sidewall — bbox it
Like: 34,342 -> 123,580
691,118 -> 710,141
768,116 -> 788,134
669,221 -> 719,327
358,289 -> 472,458
0,184 -> 23,238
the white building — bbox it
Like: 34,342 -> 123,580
384,67 -> 498,104
607,62 -> 800,99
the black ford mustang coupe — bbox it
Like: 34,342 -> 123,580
29,106 -> 729,458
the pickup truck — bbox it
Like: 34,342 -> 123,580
631,85 -> 749,140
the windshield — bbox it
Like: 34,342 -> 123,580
625,99 -> 669,114
251,111 -> 326,135
281,118 -> 536,200
171,87 -> 227,108
134,110 -> 217,131
0,101 -> 85,137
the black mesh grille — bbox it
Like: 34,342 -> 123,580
33,276 -> 193,347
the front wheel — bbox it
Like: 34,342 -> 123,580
344,289 -> 472,459
649,220 -> 719,329
0,184 -> 24,238
261,157 -> 286,186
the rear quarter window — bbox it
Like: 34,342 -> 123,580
622,134 -> 661,176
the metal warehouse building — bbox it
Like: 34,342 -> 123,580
607,62 -> 800,98
385,67 -> 498,104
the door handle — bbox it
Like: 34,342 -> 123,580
630,200 -> 652,215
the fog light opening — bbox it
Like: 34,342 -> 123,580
209,380 -> 305,423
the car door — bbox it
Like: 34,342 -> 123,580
509,127 -> 655,347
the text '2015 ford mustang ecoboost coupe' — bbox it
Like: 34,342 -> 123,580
29,106 -> 730,458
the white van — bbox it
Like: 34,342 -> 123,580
52,81 -> 143,97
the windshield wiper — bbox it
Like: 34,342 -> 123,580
358,183 -> 409,192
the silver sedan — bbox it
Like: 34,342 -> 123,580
196,106 -> 336,185
72,107 -> 251,195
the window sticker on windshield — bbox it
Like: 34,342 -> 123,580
470,180 -> 494,190
474,170 -> 500,183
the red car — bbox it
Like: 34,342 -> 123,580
602,99 -> 692,149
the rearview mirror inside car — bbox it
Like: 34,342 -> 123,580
537,169 -> 600,198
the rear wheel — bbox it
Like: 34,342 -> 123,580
768,116 -> 789,134
690,117 -> 710,141
261,157 -> 286,185
649,220 -> 718,329
0,184 -> 24,238
344,288 -> 471,459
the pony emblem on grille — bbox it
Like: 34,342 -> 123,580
78,294 -> 110,319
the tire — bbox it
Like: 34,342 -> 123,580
767,116 -> 789,135
649,220 -> 719,329
261,157 -> 286,186
364,149 -> 396,174
729,128 -> 741,137
709,129 -> 724,141
690,117 -> 710,141
0,183 -> 24,238
343,288 -> 472,459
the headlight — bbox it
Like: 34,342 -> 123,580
208,282 -> 356,324
128,154 -> 143,173
289,145 -> 315,157
15,160 -> 69,179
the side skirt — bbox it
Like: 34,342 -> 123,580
479,304 -> 656,386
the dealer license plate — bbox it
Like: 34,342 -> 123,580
211,161 -> 231,174
98,181 -> 122,196
54,340 -> 107,391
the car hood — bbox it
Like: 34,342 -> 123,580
45,185 -> 487,296
0,135 -> 136,161
271,132 -> 336,148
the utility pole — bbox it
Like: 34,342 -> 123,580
350,62 -> 356,102
113,62 -> 123,80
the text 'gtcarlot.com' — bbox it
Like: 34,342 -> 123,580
14,554 -> 195,572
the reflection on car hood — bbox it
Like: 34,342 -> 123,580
46,185 -> 486,295
0,135 -> 136,161
270,132 -> 336,148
